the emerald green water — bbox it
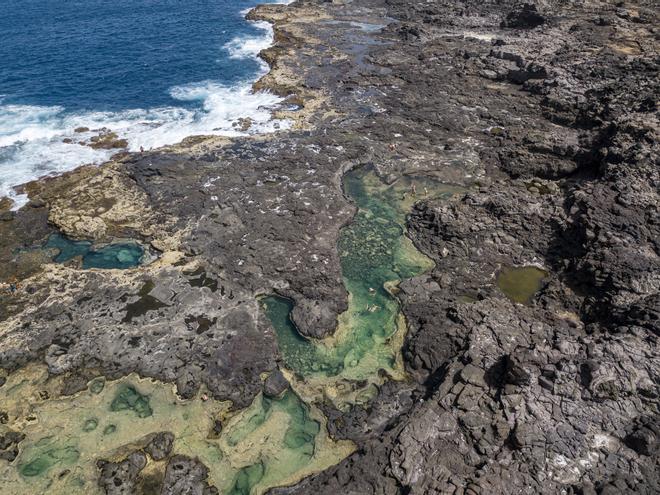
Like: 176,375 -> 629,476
45,233 -> 144,269
109,384 -> 153,418
262,167 -> 458,390
19,441 -> 80,478
3,167 -> 458,494
2,366 -> 352,495
230,462 -> 265,495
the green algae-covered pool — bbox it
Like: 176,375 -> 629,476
1,366 -> 352,495
262,167 -> 460,404
2,167 -> 459,494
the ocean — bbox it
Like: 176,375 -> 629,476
0,0 -> 290,208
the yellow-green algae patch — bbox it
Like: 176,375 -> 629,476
263,167 -> 462,406
2,168 -> 458,493
0,365 -> 353,494
496,265 -> 548,304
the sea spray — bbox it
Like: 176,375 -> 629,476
0,0 -> 292,209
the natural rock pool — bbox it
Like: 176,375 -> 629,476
45,233 -> 146,269
1,365 -> 352,494
2,167 -> 457,494
496,265 -> 548,304
262,167 -> 460,405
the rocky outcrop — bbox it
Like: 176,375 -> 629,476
144,432 -> 175,461
0,0 -> 657,493
269,0 -> 659,494
160,455 -> 218,495
263,368 -> 290,398
97,452 -> 147,495
96,446 -> 215,495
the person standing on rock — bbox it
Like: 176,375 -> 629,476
3,276 -> 19,294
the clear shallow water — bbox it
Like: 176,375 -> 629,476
44,233 -> 145,269
262,168 -> 460,405
2,366 -> 352,494
0,0 -> 291,207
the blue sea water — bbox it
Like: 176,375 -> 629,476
0,0 -> 291,207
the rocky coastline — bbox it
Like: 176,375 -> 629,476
0,0 -> 658,494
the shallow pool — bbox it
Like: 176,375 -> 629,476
496,265 -> 548,304
263,167 -> 460,404
45,233 -> 145,269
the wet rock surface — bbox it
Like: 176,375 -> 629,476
263,369 -> 290,399
270,0 -> 659,494
0,0 -> 657,493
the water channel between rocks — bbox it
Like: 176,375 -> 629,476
1,167 -> 459,494
263,166 -> 461,406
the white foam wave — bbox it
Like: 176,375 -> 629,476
0,5 -> 293,210
224,20 -> 273,72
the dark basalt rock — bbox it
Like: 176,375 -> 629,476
144,432 -> 175,461
0,0 -> 657,494
267,0 -> 659,494
0,430 -> 25,462
501,4 -> 546,29
503,353 -> 533,386
161,455 -> 218,495
97,452 -> 147,495
625,416 -> 659,457
263,369 -> 289,399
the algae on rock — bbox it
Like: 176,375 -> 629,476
1,366 -> 352,495
263,167 -> 460,406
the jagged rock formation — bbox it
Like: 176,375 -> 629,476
269,0 -> 659,494
0,0 -> 657,493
